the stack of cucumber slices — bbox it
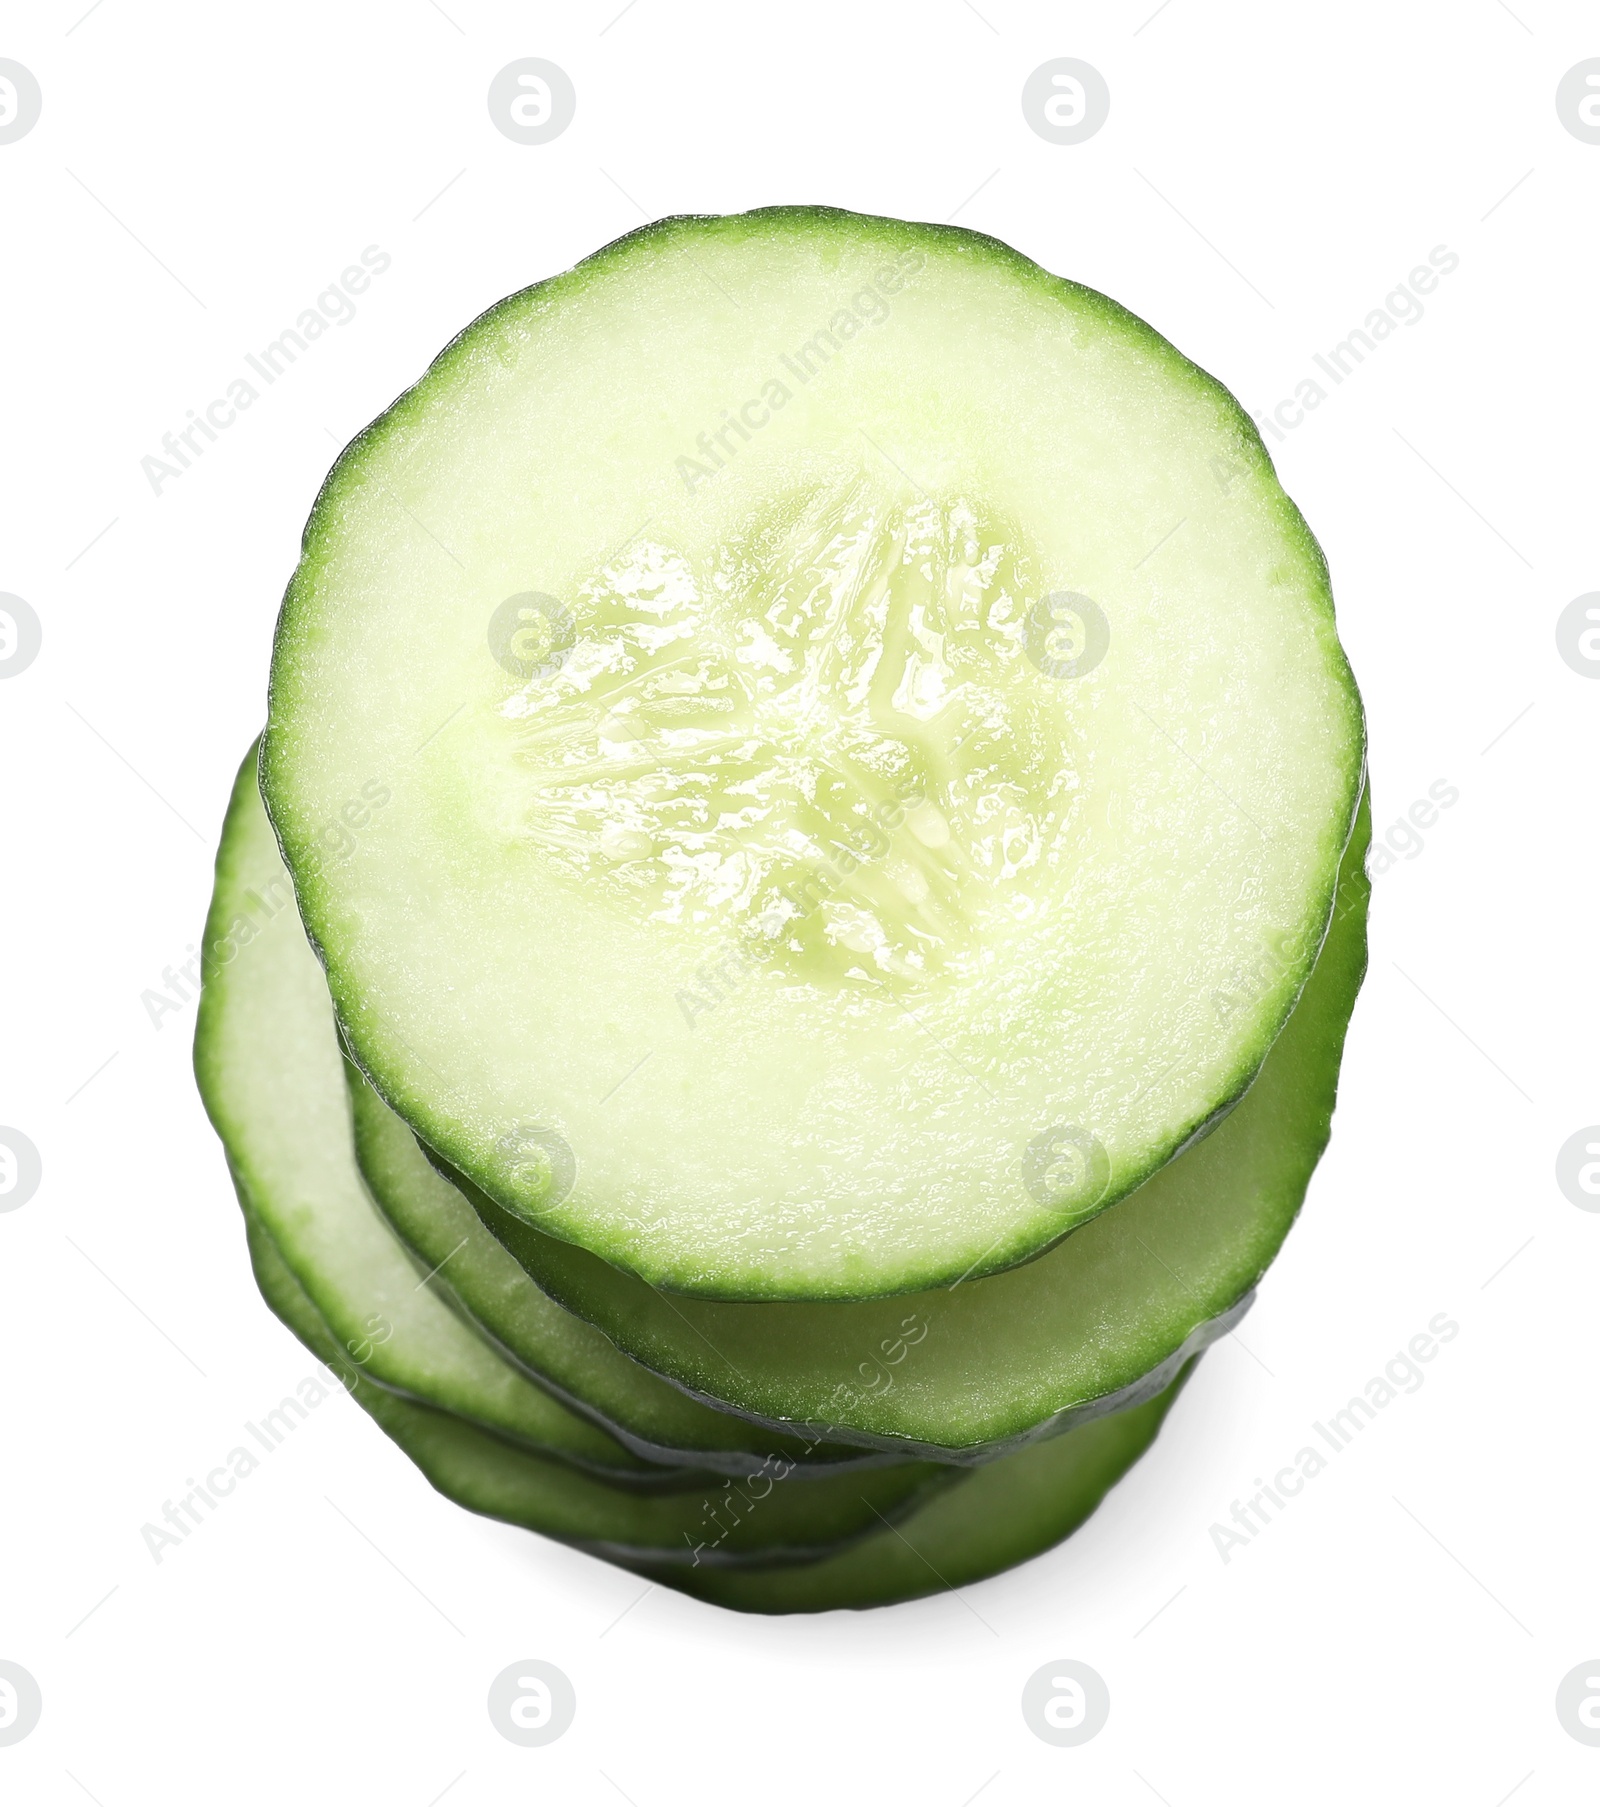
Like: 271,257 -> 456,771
195,207 -> 1368,1614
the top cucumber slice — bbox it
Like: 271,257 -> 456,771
263,205 -> 1364,1300
361,794 -> 1369,1461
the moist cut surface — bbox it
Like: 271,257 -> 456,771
263,206 -> 1364,1299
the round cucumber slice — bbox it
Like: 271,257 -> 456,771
240,1193 -> 952,1568
262,205 -> 1365,1301
389,793 -> 1368,1461
630,1363 -> 1191,1613
201,745 -> 881,1479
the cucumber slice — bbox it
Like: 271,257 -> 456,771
239,1191 -> 951,1568
631,1364 -> 1191,1613
381,793 -> 1368,1461
200,744 -> 885,1479
262,206 -> 1365,1300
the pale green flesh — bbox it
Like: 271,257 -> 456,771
404,793 -> 1368,1460
200,748 -> 881,1478
263,206 -> 1365,1300
239,1198 -> 950,1567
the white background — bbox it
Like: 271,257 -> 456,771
2,1 -> 1595,1800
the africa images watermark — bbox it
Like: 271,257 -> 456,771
137,1342 -> 390,1565
143,779 -> 390,1030
682,1311 -> 930,1564
673,248 -> 927,493
1253,246 -> 1459,440
140,246 -> 393,496
1208,1311 -> 1459,1564
1367,778 -> 1458,879
1210,778 -> 1458,1021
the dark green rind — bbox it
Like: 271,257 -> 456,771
347,1067 -> 892,1477
261,205 -> 1367,1300
629,1363 -> 1191,1613
420,793 -> 1370,1461
239,1195 -> 953,1567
